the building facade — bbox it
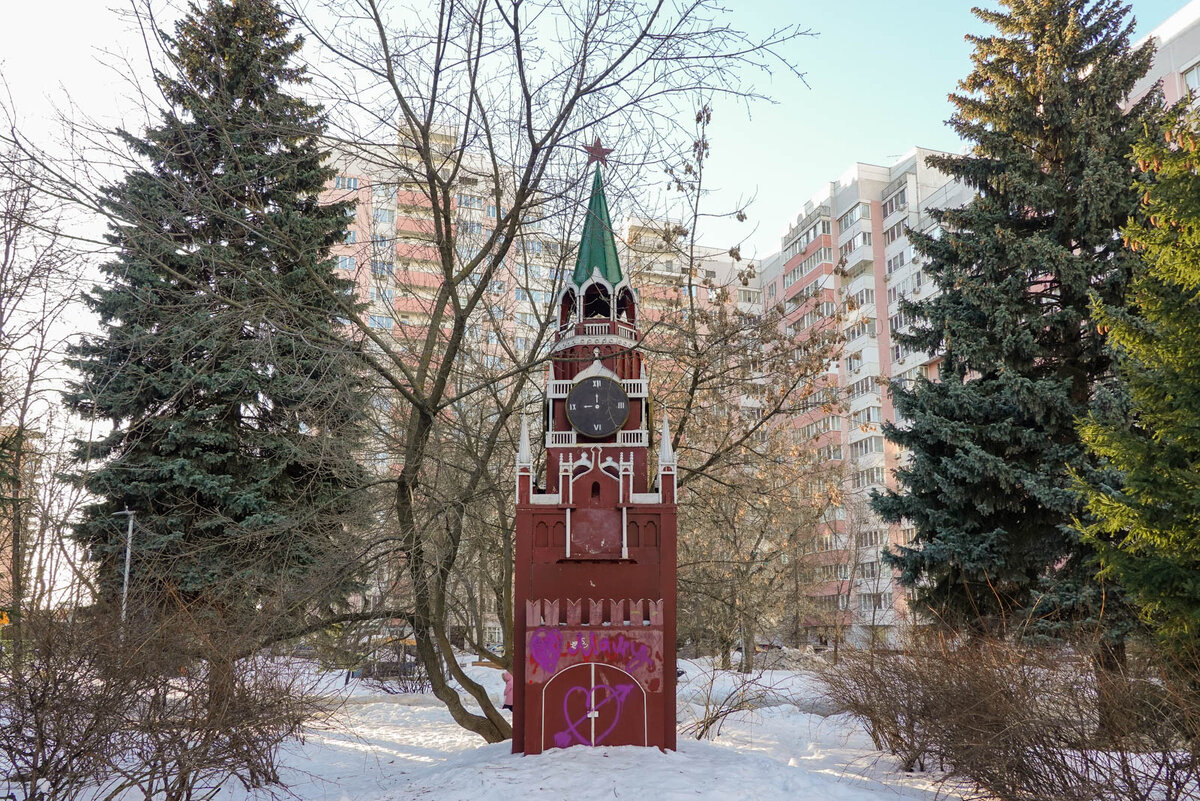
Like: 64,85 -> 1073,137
1131,0 -> 1200,105
760,149 -> 972,647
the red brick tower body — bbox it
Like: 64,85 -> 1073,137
512,167 -> 677,754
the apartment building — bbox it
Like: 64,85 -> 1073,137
760,149 -> 972,648
1131,0 -> 1200,105
623,218 -> 762,320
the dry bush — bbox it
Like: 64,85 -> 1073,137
0,612 -> 133,801
819,636 -> 1200,801
1,603 -> 329,801
817,647 -> 941,772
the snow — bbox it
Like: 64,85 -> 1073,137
219,660 -> 958,801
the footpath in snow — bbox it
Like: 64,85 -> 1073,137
223,661 -> 955,801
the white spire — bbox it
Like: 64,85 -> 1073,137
658,412 -> 675,466
517,416 -> 532,466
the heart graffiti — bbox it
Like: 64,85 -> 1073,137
529,627 -> 562,675
553,683 -> 634,748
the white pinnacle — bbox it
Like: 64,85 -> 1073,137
658,412 -> 675,466
518,416 -> 532,465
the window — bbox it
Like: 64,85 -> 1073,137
1184,62 -> 1200,94
369,288 -> 395,304
888,271 -> 925,306
848,376 -> 879,399
839,232 -> 872,260
784,218 -> 831,260
849,436 -> 885,458
455,193 -> 484,209
368,314 -> 394,329
845,351 -> 863,373
883,221 -> 905,246
860,560 -> 881,580
371,260 -> 394,278
856,529 -> 886,548
738,289 -> 761,305
784,247 -> 833,287
886,251 -> 907,275
837,202 -> 870,232
852,467 -> 886,489
859,592 -> 891,612
797,415 -> 841,441
881,188 -> 907,218
372,184 -> 395,205
845,317 -> 874,341
813,594 -> 849,612
889,310 -> 912,335
335,175 -> 358,190
849,287 -> 874,309
336,255 -> 355,271
461,221 -> 483,235
851,406 -> 883,426
486,204 -> 497,218
817,443 -> 843,461
373,208 -> 395,225
345,230 -> 357,244
790,300 -> 838,332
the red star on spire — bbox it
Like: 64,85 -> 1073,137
583,136 -> 613,167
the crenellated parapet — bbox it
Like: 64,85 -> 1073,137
525,598 -> 664,628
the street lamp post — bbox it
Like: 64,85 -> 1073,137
113,509 -> 135,630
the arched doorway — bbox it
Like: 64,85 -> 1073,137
541,662 -> 647,750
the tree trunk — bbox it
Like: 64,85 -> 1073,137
1093,637 -> 1128,742
740,620 -> 754,674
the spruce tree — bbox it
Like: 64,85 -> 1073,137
1079,107 -> 1200,653
871,0 -> 1157,634
65,0 -> 368,636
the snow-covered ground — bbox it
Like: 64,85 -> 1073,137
220,659 -> 959,801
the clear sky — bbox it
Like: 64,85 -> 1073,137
0,0 -> 1192,260
695,0 -> 1195,260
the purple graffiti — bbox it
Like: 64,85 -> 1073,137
554,683 -> 634,748
529,628 -> 562,674
566,631 -> 654,673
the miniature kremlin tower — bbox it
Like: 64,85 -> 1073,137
511,148 -> 678,753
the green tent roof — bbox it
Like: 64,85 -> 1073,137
572,167 -> 623,287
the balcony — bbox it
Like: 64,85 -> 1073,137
556,319 -> 639,344
549,378 -> 648,398
617,429 -> 648,446
546,431 -> 577,447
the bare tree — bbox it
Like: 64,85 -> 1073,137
265,0 -> 815,742
0,138 -> 85,658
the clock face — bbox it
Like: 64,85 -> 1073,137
566,377 -> 630,438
